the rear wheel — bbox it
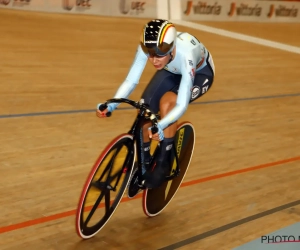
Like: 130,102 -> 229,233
142,122 -> 195,217
75,134 -> 135,239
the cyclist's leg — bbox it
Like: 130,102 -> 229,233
141,70 -> 181,165
127,70 -> 181,196
159,91 -> 177,138
143,91 -> 178,188
144,64 -> 214,188
157,91 -> 177,168
141,71 -> 182,188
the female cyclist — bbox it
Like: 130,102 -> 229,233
96,19 -> 215,198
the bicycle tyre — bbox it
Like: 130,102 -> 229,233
142,122 -> 195,217
76,134 -> 135,239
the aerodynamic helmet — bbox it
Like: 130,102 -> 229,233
140,19 -> 177,57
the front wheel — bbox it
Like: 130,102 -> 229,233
142,122 -> 195,217
75,134 -> 136,239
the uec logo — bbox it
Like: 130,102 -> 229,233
120,0 -> 145,14
62,0 -> 91,11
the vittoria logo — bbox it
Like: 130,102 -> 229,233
184,0 -> 193,15
176,129 -> 185,156
184,1 -> 222,16
120,0 -> 145,15
62,0 -> 91,11
268,4 -> 298,18
228,3 -> 262,16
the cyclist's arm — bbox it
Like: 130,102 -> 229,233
158,55 -> 195,130
109,45 -> 148,111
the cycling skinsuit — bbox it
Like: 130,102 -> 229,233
109,32 -> 215,130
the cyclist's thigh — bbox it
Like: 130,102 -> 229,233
141,70 -> 181,113
190,65 -> 214,103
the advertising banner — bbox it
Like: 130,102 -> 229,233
1,0 -> 299,22
265,2 -> 299,21
181,0 -> 300,22
0,0 -> 158,18
0,0 -> 45,11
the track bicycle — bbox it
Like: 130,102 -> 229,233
75,98 -> 195,239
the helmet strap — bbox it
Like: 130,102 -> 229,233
167,46 -> 176,64
168,51 -> 174,64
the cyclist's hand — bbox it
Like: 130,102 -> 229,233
148,124 -> 164,141
96,103 -> 113,118
96,108 -> 109,118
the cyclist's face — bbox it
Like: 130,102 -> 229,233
148,54 -> 170,70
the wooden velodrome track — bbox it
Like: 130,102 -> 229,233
0,8 -> 299,250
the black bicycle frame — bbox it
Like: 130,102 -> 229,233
100,98 -> 180,181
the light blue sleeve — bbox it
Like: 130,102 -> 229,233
108,45 -> 148,111
158,53 -> 196,130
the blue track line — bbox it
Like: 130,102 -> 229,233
0,93 -> 299,119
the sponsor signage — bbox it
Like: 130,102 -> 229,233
181,0 -> 299,22
0,0 -> 45,10
1,0 -> 299,22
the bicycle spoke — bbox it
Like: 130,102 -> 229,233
105,189 -> 111,213
106,168 -> 123,188
112,148 -> 132,189
97,162 -> 112,183
90,180 -> 105,190
103,144 -> 130,190
107,144 -> 124,173
84,189 -> 107,226
97,145 -> 124,183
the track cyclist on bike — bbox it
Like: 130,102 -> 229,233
96,19 -> 215,198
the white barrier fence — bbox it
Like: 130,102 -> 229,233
0,0 -> 299,22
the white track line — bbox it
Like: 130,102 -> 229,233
171,20 -> 300,55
